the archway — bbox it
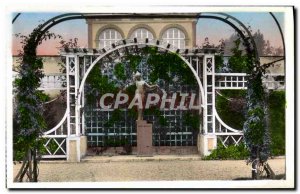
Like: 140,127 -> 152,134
13,12 -> 285,161
66,39 -> 207,156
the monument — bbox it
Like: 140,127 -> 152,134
133,71 -> 158,156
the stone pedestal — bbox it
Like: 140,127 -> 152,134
136,120 -> 153,156
67,135 -> 87,162
197,134 -> 217,156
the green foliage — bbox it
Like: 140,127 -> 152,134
228,39 -> 248,72
250,73 -> 265,101
252,30 -> 266,56
203,143 -> 250,160
224,35 -> 271,162
220,35 -> 284,160
216,90 -> 246,129
85,46 -> 199,133
87,66 -> 118,93
104,109 -> 122,127
144,107 -> 201,128
245,107 -> 265,146
124,84 -> 136,96
86,46 -> 198,107
86,66 -> 118,104
13,24 -> 64,164
39,138 -> 59,155
14,58 -> 48,161
215,54 -> 224,72
147,51 -> 197,86
158,116 -> 168,126
142,46 -> 158,55
223,30 -> 283,56
144,107 -> 167,126
127,107 -> 138,119
216,90 -> 285,156
183,112 -> 200,131
269,91 -> 285,155
114,62 -> 127,81
126,54 -> 142,71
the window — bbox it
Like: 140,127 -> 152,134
162,28 -> 186,49
98,29 -> 122,49
129,28 -> 154,41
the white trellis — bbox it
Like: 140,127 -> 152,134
38,38 -> 285,159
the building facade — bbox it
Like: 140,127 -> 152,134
86,15 -> 197,49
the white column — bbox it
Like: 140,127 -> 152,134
211,56 -> 215,134
202,56 -> 207,134
204,54 -> 215,134
75,56 -> 80,136
66,56 -> 71,136
81,56 -> 86,135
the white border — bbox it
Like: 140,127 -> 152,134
3,3 -> 295,190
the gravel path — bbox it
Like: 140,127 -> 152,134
13,157 -> 285,182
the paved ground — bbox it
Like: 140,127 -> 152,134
13,155 -> 285,182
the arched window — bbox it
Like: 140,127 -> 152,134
162,28 -> 186,49
129,28 -> 154,41
98,29 -> 122,49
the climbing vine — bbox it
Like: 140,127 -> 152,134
233,35 -> 276,179
85,46 -> 200,146
243,51 -> 271,163
220,36 -> 271,163
217,35 -> 281,178
13,24 -> 63,182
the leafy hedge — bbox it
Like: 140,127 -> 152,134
268,91 -> 285,155
203,143 -> 249,160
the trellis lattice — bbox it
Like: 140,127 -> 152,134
41,136 -> 67,158
42,110 -> 68,158
217,135 -> 244,148
37,38 -> 285,158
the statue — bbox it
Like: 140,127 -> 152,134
133,71 -> 159,120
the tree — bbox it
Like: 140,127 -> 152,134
252,30 -> 266,56
264,40 -> 274,56
223,30 -> 284,56
274,46 -> 284,56
227,39 -> 248,72
223,33 -> 240,56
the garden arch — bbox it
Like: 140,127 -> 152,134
43,38 -> 247,161
75,40 -> 206,149
14,13 -> 285,161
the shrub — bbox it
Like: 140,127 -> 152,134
269,91 -> 285,156
203,143 -> 249,160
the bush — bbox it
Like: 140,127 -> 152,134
203,143 -> 249,160
269,91 -> 285,156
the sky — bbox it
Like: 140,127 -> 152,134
196,12 -> 284,47
12,12 -> 88,55
12,12 -> 284,55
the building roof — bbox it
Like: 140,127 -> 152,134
84,13 -> 200,22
